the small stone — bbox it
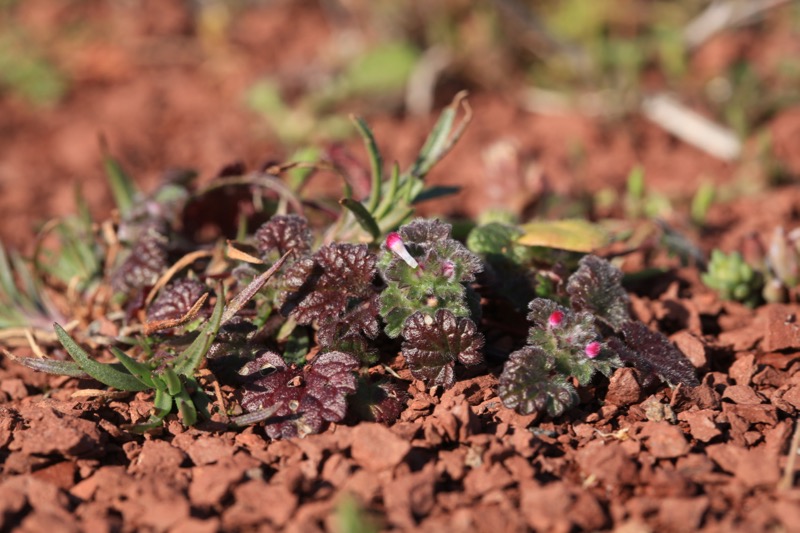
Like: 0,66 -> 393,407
641,422 -> 690,459
350,423 -> 411,471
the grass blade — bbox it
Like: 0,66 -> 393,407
54,323 -> 148,391
339,198 -> 380,241
101,140 -> 139,218
351,115 -> 383,213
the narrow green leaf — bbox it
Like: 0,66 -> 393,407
0,243 -> 20,306
109,346 -> 156,388
340,198 -> 380,241
410,91 -> 470,179
175,387 -> 197,426
7,353 -> 89,378
229,404 -> 280,428
160,367 -> 182,396
101,142 -> 138,218
172,287 -> 224,377
126,388 -> 173,433
411,185 -> 461,204
54,323 -> 149,392
351,116 -> 383,213
373,161 -> 401,220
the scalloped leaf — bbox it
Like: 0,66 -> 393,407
255,214 -> 312,258
401,309 -> 484,389
279,243 -> 379,341
240,350 -> 359,439
147,278 -> 209,323
567,255 -> 630,330
111,225 -> 168,293
378,219 -> 481,338
498,346 -> 578,417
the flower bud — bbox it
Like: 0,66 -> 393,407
585,341 -> 601,359
441,260 -> 455,280
386,232 -> 418,268
548,310 -> 564,328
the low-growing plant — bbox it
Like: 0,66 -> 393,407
702,226 -> 800,306
2,95 -> 700,438
702,249 -> 764,307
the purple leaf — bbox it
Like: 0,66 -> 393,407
279,243 -> 379,341
240,350 -> 359,439
401,309 -> 484,389
567,255 -> 630,330
111,226 -> 168,293
255,214 -> 312,258
612,321 -> 699,387
147,279 -> 210,323
497,346 -> 578,417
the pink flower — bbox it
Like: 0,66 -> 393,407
441,260 -> 455,280
386,232 -> 418,268
548,310 -> 564,328
585,341 -> 601,359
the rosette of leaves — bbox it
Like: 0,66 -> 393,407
701,249 -> 763,307
499,255 -> 699,418
498,299 -> 620,416
378,219 -> 483,338
238,350 -> 359,439
331,92 -> 471,244
47,292 -> 224,432
401,308 -> 484,389
279,242 -> 380,360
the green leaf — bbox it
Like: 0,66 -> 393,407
411,186 -> 461,204
172,287 -> 224,377
351,116 -> 383,213
517,219 -> 611,252
339,198 -> 380,241
7,353 -> 89,378
101,143 -> 139,218
175,387 -> 197,426
54,323 -> 149,392
160,367 -> 182,396
409,91 -> 470,179
109,346 -> 155,388
373,162 -> 401,220
127,388 -> 173,433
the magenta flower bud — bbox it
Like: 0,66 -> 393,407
386,232 -> 418,268
441,260 -> 455,280
548,310 -> 564,328
585,341 -> 601,359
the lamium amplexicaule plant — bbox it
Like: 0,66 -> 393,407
2,93 -> 699,439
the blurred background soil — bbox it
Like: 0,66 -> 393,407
1,0 -> 799,252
